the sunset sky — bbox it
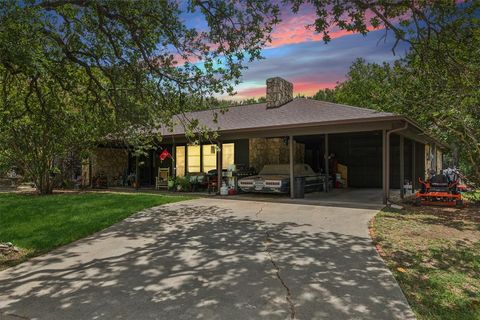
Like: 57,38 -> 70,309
209,5 -> 410,100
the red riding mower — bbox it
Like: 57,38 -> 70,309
415,173 -> 463,207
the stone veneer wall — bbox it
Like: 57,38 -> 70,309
266,77 -> 293,108
248,138 -> 305,172
82,147 -> 128,186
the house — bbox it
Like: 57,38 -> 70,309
82,77 -> 444,204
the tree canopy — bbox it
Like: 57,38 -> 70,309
300,0 -> 479,183
0,0 -> 279,193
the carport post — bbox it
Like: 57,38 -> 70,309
382,129 -> 387,204
324,134 -> 329,192
400,135 -> 405,198
217,141 -> 223,194
289,135 -> 294,198
384,122 -> 408,204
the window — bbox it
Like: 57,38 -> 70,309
187,145 -> 201,173
178,143 -> 234,174
202,144 -> 217,173
175,146 -> 185,177
222,143 -> 235,169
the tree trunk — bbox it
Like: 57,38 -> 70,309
35,164 -> 54,195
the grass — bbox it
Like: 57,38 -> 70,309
0,191 -> 191,269
463,190 -> 480,203
372,203 -> 480,320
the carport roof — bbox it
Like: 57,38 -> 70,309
164,98 -> 397,135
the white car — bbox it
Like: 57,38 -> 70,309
238,164 -> 325,193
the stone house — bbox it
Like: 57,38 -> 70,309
84,77 -> 444,203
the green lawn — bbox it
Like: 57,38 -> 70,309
0,192 -> 190,269
463,190 -> 480,202
372,204 -> 480,320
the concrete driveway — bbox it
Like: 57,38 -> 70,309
0,198 -> 414,320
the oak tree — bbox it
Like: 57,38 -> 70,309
0,0 -> 279,193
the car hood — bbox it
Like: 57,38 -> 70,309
240,175 -> 288,181
240,173 -> 321,180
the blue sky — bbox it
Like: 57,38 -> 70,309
230,29 -> 409,99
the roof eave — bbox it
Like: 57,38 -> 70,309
401,117 -> 448,149
163,115 -> 404,139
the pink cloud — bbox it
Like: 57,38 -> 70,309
270,12 -> 352,48
233,80 -> 340,100
270,7 -> 380,48
293,81 -> 338,96
232,86 -> 266,99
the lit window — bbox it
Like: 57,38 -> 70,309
202,145 -> 217,173
222,143 -> 234,169
175,146 -> 185,177
187,145 -> 201,173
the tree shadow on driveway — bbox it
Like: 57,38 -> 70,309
0,202 -> 414,320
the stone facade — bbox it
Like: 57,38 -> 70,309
82,147 -> 128,186
248,138 -> 305,172
266,77 -> 293,108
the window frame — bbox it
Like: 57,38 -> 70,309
187,145 -> 201,174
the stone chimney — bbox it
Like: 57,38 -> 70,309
266,77 -> 293,108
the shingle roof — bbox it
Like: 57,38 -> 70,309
163,98 -> 397,135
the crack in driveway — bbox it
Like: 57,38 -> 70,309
255,206 -> 263,217
264,230 -> 296,320
2,312 -> 30,319
255,206 -> 296,319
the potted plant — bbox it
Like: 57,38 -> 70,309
176,176 -> 191,192
175,176 -> 184,191
167,177 -> 175,190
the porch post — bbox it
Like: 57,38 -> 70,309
289,135 -> 295,198
185,145 -> 188,175
217,141 -> 223,194
172,144 -> 176,177
382,129 -> 388,204
200,143 -> 204,173
412,141 -> 416,191
324,134 -> 329,192
151,149 -> 155,186
400,135 -> 405,199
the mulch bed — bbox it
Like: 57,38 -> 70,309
0,243 -> 28,270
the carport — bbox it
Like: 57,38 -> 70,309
211,121 -> 434,205
289,128 -> 430,204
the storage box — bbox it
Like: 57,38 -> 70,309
337,163 -> 348,187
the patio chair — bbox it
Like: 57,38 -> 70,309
207,173 -> 219,194
156,168 -> 169,190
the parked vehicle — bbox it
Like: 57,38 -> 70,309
238,164 -> 325,194
415,172 -> 463,207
